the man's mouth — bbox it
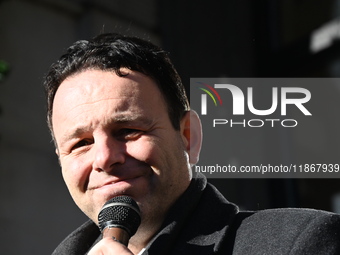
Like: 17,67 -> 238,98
92,175 -> 144,190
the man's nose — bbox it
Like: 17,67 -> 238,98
92,136 -> 125,172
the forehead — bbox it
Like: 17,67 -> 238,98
51,69 -> 166,131
56,69 -> 160,101
53,69 -> 163,108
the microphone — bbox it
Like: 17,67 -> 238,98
98,196 -> 141,246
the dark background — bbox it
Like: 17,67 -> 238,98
1,0 -> 340,254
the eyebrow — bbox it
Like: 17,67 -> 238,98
58,126 -> 90,149
58,114 -> 154,148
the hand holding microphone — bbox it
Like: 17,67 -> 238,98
88,196 -> 141,254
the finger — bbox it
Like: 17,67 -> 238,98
87,237 -> 134,255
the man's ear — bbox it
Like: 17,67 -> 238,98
180,110 -> 202,165
55,148 -> 61,166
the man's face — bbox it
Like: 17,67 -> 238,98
52,69 -> 192,226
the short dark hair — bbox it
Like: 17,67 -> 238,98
44,33 -> 189,136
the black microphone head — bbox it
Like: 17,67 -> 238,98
98,196 -> 141,237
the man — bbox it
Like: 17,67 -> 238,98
45,33 -> 340,254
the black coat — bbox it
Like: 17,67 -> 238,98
52,176 -> 340,254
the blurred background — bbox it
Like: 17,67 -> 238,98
1,0 -> 340,254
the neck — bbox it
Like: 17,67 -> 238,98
128,179 -> 195,253
128,217 -> 165,254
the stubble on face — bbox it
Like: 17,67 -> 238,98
52,69 -> 192,233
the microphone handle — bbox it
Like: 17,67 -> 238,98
102,227 -> 130,246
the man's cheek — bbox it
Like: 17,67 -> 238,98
61,164 -> 84,192
127,141 -> 156,162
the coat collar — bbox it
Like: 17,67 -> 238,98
52,174 -> 239,255
144,174 -> 239,255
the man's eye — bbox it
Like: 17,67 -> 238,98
118,129 -> 143,140
72,140 -> 92,150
